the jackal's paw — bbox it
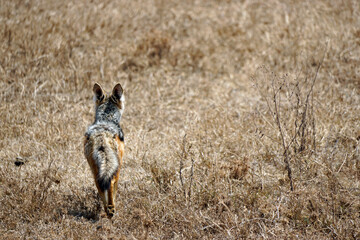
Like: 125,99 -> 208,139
107,205 -> 115,218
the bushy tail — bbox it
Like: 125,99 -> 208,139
92,137 -> 119,192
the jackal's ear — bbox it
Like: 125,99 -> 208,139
111,83 -> 124,102
111,83 -> 125,112
93,83 -> 105,102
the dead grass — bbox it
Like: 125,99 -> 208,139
0,0 -> 359,239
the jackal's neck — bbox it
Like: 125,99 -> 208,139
94,101 -> 122,126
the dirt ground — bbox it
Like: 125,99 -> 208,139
0,0 -> 359,239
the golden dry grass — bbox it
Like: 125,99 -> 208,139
0,0 -> 359,239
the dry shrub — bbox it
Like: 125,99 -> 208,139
250,58 -> 359,238
252,54 -> 323,191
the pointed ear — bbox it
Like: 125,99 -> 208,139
112,83 -> 124,102
93,83 -> 104,102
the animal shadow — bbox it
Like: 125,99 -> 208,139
66,188 -> 101,222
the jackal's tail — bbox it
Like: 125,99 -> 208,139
92,134 -> 119,191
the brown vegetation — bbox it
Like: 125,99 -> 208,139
0,0 -> 359,239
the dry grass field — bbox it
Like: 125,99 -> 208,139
0,0 -> 359,239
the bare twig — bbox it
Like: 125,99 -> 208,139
179,134 -> 187,199
188,157 -> 194,202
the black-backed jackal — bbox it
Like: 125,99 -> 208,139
84,83 -> 125,218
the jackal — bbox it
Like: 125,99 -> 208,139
84,83 -> 125,218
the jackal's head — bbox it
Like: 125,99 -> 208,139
93,83 -> 125,124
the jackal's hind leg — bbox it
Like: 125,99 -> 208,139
107,184 -> 115,218
94,180 -> 108,216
